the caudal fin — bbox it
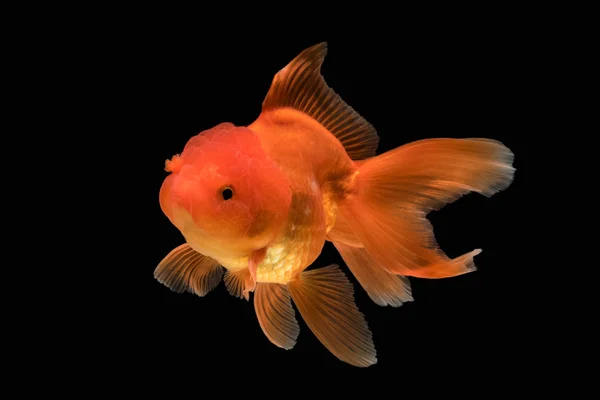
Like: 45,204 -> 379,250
339,138 -> 514,278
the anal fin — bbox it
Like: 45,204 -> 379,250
334,242 -> 413,307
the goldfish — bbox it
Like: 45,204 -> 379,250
156,42 -> 515,367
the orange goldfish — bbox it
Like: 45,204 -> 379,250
156,42 -> 515,367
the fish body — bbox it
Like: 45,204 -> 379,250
156,43 -> 515,367
249,108 -> 357,284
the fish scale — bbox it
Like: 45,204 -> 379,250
257,180 -> 327,283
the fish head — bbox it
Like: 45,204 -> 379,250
160,123 -> 291,260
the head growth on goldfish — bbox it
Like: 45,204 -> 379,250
160,122 -> 291,261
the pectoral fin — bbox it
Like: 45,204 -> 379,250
154,243 -> 223,296
248,248 -> 267,283
224,269 -> 254,301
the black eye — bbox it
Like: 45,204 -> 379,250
221,186 -> 234,200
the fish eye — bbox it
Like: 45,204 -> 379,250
221,186 -> 234,200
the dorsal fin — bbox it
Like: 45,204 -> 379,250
261,42 -> 379,160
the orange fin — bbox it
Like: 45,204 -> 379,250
288,265 -> 376,367
334,242 -> 413,307
340,138 -> 514,278
261,42 -> 379,160
414,249 -> 482,279
254,283 -> 300,350
248,248 -> 267,283
154,244 -> 223,296
223,269 -> 254,301
326,209 -> 362,247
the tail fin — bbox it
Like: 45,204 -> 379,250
339,138 -> 514,278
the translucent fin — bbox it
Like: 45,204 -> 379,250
413,249 -> 482,278
325,209 -> 362,247
288,265 -> 376,367
154,243 -> 223,296
261,42 -> 379,160
254,283 -> 300,350
248,248 -> 267,283
334,242 -> 413,307
341,138 -> 514,278
223,269 -> 254,300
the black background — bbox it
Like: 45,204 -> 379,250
98,16 -> 538,385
